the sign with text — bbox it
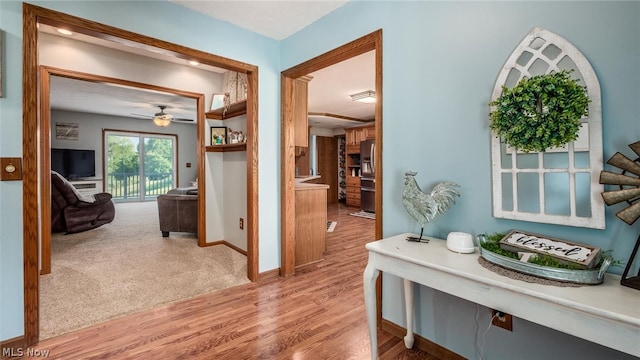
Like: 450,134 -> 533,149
499,230 -> 601,269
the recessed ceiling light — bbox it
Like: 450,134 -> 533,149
57,28 -> 73,36
188,60 -> 200,66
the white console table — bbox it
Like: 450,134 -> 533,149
363,233 -> 640,359
69,179 -> 103,196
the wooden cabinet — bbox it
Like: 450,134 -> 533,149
294,76 -> 312,147
346,144 -> 359,154
295,183 -> 328,266
343,124 -> 374,208
345,127 -> 363,146
346,175 -> 361,207
345,125 -> 375,146
346,175 -> 361,187
362,126 -> 375,140
345,128 -> 358,146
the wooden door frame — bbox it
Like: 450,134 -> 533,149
280,30 -> 383,276
39,66 -> 205,275
22,3 -> 259,345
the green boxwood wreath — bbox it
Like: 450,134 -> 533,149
489,70 -> 590,153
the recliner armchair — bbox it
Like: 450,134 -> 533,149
156,188 -> 198,237
51,171 -> 115,234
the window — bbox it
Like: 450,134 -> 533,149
105,131 -> 177,201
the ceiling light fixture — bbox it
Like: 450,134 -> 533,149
350,90 -> 376,103
188,60 -> 200,66
153,105 -> 172,127
56,28 -> 73,36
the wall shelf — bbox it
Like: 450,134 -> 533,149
205,100 -> 247,120
205,143 -> 247,152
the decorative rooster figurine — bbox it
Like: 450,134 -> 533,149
402,171 -> 460,242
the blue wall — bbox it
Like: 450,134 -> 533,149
1,1 -> 638,358
282,1 -> 639,359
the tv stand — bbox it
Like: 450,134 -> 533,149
69,179 -> 103,196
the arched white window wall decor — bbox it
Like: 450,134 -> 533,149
490,28 -> 604,229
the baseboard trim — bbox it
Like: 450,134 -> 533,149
201,240 -> 224,247
222,241 -> 247,256
1,336 -> 28,359
258,268 -> 280,281
211,241 -> 281,282
380,319 -> 465,360
202,240 -> 248,257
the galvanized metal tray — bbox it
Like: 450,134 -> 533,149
480,247 -> 611,285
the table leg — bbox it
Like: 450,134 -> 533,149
363,261 -> 380,359
403,278 -> 415,349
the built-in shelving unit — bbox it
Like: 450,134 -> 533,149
344,125 -> 374,208
205,100 -> 247,120
205,143 -> 247,152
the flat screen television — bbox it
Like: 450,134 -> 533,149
51,148 -> 96,180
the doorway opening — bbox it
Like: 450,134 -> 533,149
280,30 -> 383,276
23,4 -> 259,345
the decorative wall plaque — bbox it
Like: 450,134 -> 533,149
499,230 -> 601,269
55,122 -> 79,140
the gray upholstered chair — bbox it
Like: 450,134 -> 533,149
156,188 -> 198,237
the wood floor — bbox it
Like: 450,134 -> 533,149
26,203 -> 439,359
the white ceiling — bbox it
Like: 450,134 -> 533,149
50,76 -> 199,123
307,50 -> 375,128
46,1 -> 374,130
170,0 -> 349,41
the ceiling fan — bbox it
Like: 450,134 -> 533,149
131,105 -> 194,127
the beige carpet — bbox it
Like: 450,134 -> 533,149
40,201 -> 249,340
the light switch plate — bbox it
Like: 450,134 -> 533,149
0,157 -> 23,181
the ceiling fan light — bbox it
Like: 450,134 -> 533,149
153,114 -> 171,127
350,90 -> 376,103
152,105 -> 172,127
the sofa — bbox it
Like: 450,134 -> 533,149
157,187 -> 198,237
51,171 -> 116,234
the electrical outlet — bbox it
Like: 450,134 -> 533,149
239,218 -> 244,230
490,309 -> 513,331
